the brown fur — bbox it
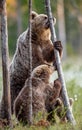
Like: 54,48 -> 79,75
14,65 -> 62,124
9,11 -> 63,112
14,63 -> 73,124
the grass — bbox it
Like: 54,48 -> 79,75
0,57 -> 82,130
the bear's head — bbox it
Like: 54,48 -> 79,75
31,64 -> 54,84
31,11 -> 56,40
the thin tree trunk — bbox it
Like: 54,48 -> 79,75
79,24 -> 82,55
0,0 -> 11,126
57,0 -> 67,60
45,0 -> 76,125
27,0 -> 33,125
0,16 -> 1,57
77,15 -> 82,55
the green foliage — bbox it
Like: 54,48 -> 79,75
34,111 -> 47,123
8,20 -> 17,55
66,43 -> 75,56
79,65 -> 82,71
63,62 -> 72,70
33,0 -> 45,14
67,79 -> 82,128
51,0 -> 57,14
10,79 -> 82,130
20,0 -> 27,6
7,0 -> 82,56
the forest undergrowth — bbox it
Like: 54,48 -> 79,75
0,57 -> 82,130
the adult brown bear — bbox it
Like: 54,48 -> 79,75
10,11 -> 63,112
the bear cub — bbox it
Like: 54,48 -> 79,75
14,65 -> 62,124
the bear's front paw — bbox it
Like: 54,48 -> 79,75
55,98 -> 63,106
54,41 -> 63,51
54,79 -> 62,90
54,41 -> 63,57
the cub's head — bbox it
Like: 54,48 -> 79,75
31,11 -> 56,40
31,65 -> 54,84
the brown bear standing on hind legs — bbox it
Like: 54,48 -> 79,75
14,64 -> 61,124
9,11 -> 63,112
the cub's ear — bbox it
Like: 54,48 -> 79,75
31,11 -> 38,20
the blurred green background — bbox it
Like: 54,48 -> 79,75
5,0 -> 82,58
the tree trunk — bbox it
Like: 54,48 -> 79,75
0,16 -> 1,57
27,0 -> 33,125
45,0 -> 76,126
77,16 -> 82,55
57,0 -> 67,60
79,24 -> 82,55
0,0 -> 11,126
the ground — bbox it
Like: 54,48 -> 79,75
0,57 -> 82,130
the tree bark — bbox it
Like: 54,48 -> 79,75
0,16 -> 1,57
0,0 -> 12,126
79,24 -> 82,55
27,0 -> 33,125
76,14 -> 82,54
45,0 -> 76,125
57,0 -> 67,60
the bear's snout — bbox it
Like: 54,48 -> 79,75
45,20 -> 50,29
45,17 -> 56,29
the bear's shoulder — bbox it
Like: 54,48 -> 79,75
17,30 -> 28,44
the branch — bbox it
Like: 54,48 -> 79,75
45,0 -> 76,125
27,0 -> 33,125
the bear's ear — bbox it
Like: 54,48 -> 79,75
31,11 -> 38,20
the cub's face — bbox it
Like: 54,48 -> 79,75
31,11 -> 56,35
31,65 -> 54,84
